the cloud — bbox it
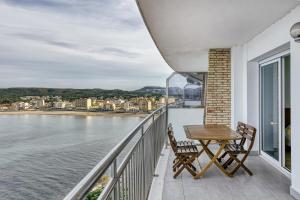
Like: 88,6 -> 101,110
95,47 -> 140,58
0,1 -> 173,90
3,0 -> 143,30
3,0 -> 69,9
11,32 -> 77,49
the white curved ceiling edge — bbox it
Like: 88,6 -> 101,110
136,0 -> 300,72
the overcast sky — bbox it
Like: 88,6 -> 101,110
0,0 -> 172,90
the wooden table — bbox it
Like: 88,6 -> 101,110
184,124 -> 242,178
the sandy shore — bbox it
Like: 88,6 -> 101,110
0,111 -> 148,117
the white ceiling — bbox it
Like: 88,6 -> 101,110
136,0 -> 300,72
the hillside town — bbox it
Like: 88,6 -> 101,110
0,96 -> 176,113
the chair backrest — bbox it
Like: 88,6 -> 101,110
244,124 -> 257,152
167,126 -> 178,153
236,122 -> 247,145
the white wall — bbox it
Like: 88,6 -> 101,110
231,46 -> 244,129
230,5 -> 300,199
246,62 -> 260,152
246,5 -> 300,61
231,45 -> 249,128
171,51 -> 209,72
168,108 -> 204,140
290,40 -> 300,199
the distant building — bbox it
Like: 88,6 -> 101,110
11,102 -> 30,111
74,98 -> 92,110
104,103 -> 116,111
54,101 -> 66,109
124,102 -> 139,112
105,100 -> 124,111
157,96 -> 175,107
138,99 -> 152,112
147,101 -> 152,111
0,104 -> 10,111
112,103 -> 116,111
92,100 -> 105,109
168,97 -> 176,104
36,99 -> 45,108
159,97 -> 166,104
65,102 -> 74,109
118,99 -> 125,104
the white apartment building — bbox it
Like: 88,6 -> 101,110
74,98 -> 92,110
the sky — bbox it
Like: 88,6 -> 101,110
0,0 -> 173,90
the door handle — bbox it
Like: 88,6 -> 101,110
270,121 -> 278,125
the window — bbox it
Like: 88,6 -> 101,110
167,72 -> 207,108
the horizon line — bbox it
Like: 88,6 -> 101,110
0,86 -> 166,91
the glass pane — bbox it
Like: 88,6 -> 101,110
261,62 -> 279,161
167,72 -> 206,108
283,55 -> 291,170
167,72 -> 206,140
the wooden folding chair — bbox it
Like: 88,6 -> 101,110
167,124 -> 196,147
218,122 -> 246,165
221,124 -> 256,176
167,126 -> 200,178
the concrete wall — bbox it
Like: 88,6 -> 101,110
230,5 -> 300,199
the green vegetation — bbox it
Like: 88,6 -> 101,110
0,94 -> 21,104
0,87 -> 164,104
86,186 -> 104,200
85,175 -> 110,200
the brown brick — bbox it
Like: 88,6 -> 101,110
205,49 -> 231,126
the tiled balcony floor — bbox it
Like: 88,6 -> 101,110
163,147 -> 294,200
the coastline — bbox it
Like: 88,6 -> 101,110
0,111 -> 149,117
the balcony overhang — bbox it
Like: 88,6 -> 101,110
136,0 -> 300,72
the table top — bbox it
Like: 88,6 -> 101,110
184,124 -> 242,141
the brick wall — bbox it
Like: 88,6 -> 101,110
205,49 -> 231,126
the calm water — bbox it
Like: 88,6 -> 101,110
0,114 -> 143,200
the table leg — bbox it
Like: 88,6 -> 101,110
194,140 -> 231,179
195,140 -> 210,170
197,140 -> 210,157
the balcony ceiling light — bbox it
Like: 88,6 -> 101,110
290,22 -> 300,42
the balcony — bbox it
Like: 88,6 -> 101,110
135,0 -> 300,199
63,103 -> 293,200
64,0 -> 300,199
161,149 -> 293,200
63,72 -> 293,200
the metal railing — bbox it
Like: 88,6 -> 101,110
64,106 -> 167,200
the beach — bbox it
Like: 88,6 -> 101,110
0,111 -> 148,117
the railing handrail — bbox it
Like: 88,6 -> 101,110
63,106 -> 166,200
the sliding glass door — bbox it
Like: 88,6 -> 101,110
261,59 -> 280,161
260,53 -> 291,172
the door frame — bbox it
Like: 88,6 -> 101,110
258,50 -> 291,177
281,54 -> 291,172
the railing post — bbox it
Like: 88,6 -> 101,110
152,114 -> 156,171
141,125 -> 146,200
165,105 -> 169,148
111,159 -> 117,200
